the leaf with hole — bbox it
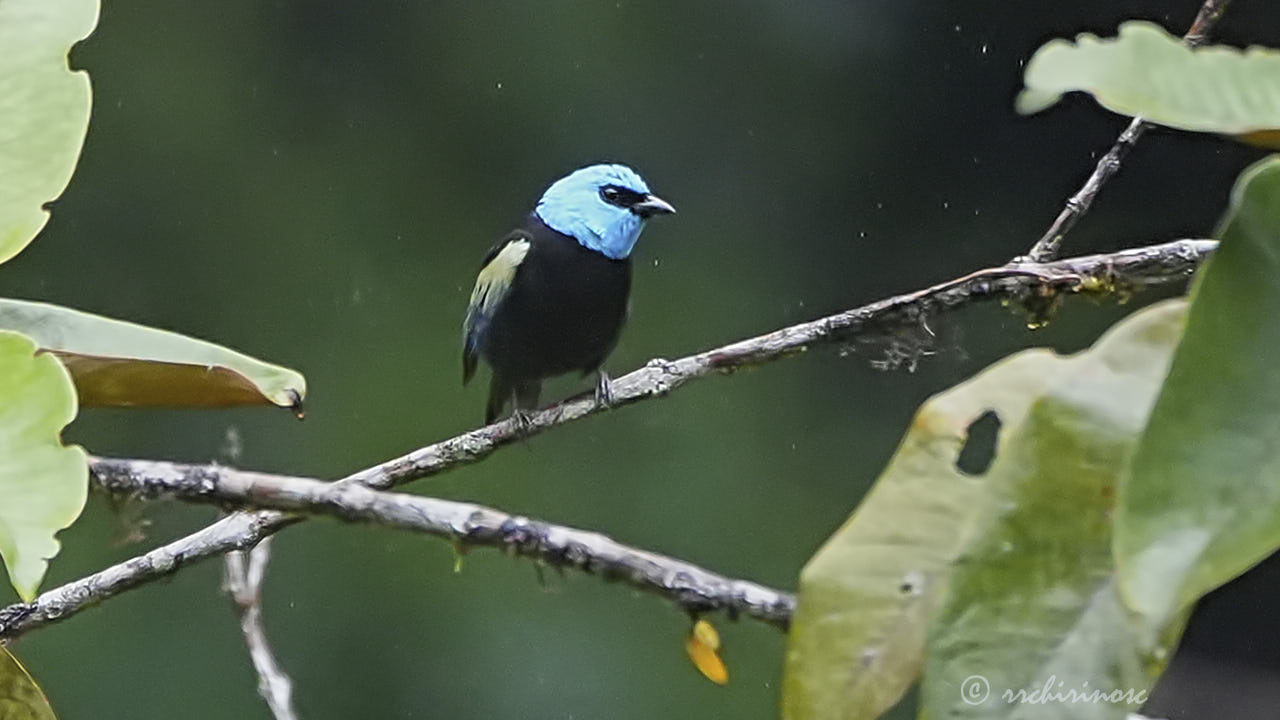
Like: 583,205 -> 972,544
1117,156 -> 1280,627
784,324 -> 1061,719
0,331 -> 87,601
0,299 -> 306,412
923,301 -> 1188,720
0,0 -> 98,265
0,645 -> 58,720
1017,22 -> 1280,143
783,300 -> 1189,720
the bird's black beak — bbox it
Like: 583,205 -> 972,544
632,194 -> 676,218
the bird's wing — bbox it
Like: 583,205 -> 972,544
462,231 -> 533,384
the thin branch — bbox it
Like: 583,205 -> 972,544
1022,117 -> 1148,263
0,512 -> 284,641
1021,0 -> 1232,263
224,539 -> 300,720
317,238 -> 1219,490
0,238 -> 1215,641
108,459 -> 797,629
1183,0 -> 1233,49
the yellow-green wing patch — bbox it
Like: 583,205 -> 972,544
470,239 -> 531,317
462,237 -> 531,383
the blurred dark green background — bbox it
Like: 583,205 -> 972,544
5,1 -> 1280,718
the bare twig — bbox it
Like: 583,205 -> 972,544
1022,117 -> 1149,263
1021,0 -> 1232,263
0,238 -> 1215,641
0,512 -> 283,641
224,539 -> 300,720
1183,0 -> 1233,48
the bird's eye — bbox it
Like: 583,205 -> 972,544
600,186 -> 622,204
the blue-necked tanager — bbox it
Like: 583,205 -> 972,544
462,163 -> 675,423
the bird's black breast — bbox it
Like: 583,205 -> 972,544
481,215 -> 632,381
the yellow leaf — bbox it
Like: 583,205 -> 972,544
685,619 -> 729,685
692,618 -> 721,650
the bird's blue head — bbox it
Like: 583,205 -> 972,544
534,163 -> 675,260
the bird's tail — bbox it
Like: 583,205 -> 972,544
485,375 -> 509,424
485,375 -> 542,424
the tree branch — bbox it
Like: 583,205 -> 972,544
0,238 -> 1215,641
0,512 -> 283,641
224,539 -> 300,720
1020,0 -> 1232,263
101,459 -> 797,629
312,238 -> 1219,490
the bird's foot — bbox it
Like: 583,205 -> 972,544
594,371 -> 615,410
509,407 -> 535,434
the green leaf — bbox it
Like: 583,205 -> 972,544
0,645 -> 58,720
1116,156 -> 1280,626
1017,22 -> 1280,136
0,330 -> 87,602
0,299 -> 306,411
923,301 -> 1188,720
784,301 -> 1188,720
783,360 -> 1051,719
0,0 -> 98,265
785,319 -> 1101,718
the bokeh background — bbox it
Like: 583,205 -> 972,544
5,1 -> 1280,718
